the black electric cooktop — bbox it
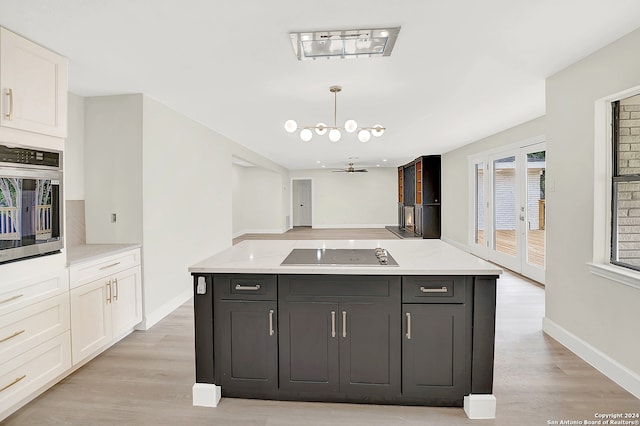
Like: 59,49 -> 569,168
280,248 -> 398,267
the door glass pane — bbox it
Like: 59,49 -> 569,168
475,163 -> 484,245
527,151 -> 546,268
493,156 -> 516,256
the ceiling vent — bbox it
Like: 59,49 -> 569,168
289,27 -> 400,61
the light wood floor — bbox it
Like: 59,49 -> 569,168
4,229 -> 638,425
478,230 -> 545,268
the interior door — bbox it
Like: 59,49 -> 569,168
292,179 -> 312,227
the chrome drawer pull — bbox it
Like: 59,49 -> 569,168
405,312 -> 411,340
99,261 -> 121,271
0,329 -> 25,343
0,293 -> 24,305
268,310 -> 275,336
0,374 -> 26,393
234,284 -> 261,291
420,286 -> 448,293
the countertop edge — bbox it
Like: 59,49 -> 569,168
67,244 -> 142,266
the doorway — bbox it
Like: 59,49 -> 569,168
292,179 -> 312,227
469,141 -> 546,283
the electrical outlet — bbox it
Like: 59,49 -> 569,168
111,213 -> 117,223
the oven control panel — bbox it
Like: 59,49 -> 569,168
0,144 -> 61,168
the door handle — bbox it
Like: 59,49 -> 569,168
113,278 -> 119,301
5,88 -> 13,120
268,309 -> 275,336
330,311 -> 336,338
342,311 -> 347,338
106,280 -> 112,303
405,312 -> 412,340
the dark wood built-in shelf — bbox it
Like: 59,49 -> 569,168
398,155 -> 441,238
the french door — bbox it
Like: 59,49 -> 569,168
469,142 -> 546,283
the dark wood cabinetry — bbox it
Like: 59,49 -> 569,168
192,272 -> 497,407
278,275 -> 401,399
212,275 -> 278,397
398,155 -> 441,238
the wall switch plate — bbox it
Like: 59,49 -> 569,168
197,277 -> 207,294
111,213 -> 117,223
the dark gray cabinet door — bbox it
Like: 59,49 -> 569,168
402,304 -> 466,400
278,301 -> 339,393
215,300 -> 278,395
339,302 -> 401,396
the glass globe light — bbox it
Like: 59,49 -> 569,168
358,129 -> 371,143
315,123 -> 328,136
328,129 -> 341,142
372,125 -> 385,137
300,128 -> 313,142
284,119 -> 297,133
344,119 -> 358,133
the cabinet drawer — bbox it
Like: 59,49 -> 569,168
0,332 -> 71,416
280,275 -> 400,300
214,274 -> 277,301
402,277 -> 466,303
0,293 -> 70,361
69,249 -> 140,289
0,270 -> 68,316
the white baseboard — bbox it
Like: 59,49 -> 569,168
233,228 -> 287,239
441,237 -> 470,252
192,383 -> 221,407
312,224 -> 391,229
543,316 -> 640,399
464,394 -> 496,419
138,287 -> 192,331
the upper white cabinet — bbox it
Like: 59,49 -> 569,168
0,27 -> 68,138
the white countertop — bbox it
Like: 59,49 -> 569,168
67,243 -> 141,266
189,239 -> 502,276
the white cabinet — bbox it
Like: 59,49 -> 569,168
0,269 -> 71,421
0,27 -> 68,138
69,249 -> 142,365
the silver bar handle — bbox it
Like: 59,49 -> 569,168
113,278 -> 118,301
99,261 -> 121,271
331,311 -> 336,338
106,280 -> 112,303
5,88 -> 13,120
0,329 -> 25,344
234,284 -> 261,291
0,375 -> 26,393
268,309 -> 274,336
342,311 -> 347,338
0,293 -> 24,305
406,312 -> 411,340
420,286 -> 448,293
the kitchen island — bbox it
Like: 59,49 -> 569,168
189,239 -> 502,419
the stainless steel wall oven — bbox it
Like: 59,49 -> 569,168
0,144 -> 63,264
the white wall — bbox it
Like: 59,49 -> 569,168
81,94 -> 289,326
65,93 -> 84,200
232,164 -> 284,237
544,27 -> 640,384
84,94 -> 143,244
289,168 -> 397,228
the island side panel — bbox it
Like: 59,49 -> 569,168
471,275 -> 498,394
193,274 -> 215,383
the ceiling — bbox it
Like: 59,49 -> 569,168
2,1 -> 640,170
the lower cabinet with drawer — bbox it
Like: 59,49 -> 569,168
69,249 -> 142,365
0,269 -> 71,421
193,273 -> 497,407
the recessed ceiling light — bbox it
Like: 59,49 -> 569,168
383,159 -> 387,162
289,27 -> 400,61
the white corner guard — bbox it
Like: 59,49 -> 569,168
192,383 -> 221,407
464,394 -> 496,419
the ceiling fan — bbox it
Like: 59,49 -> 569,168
333,163 -> 368,173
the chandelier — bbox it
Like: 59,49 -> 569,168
284,86 -> 385,143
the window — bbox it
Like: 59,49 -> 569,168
611,94 -> 640,270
